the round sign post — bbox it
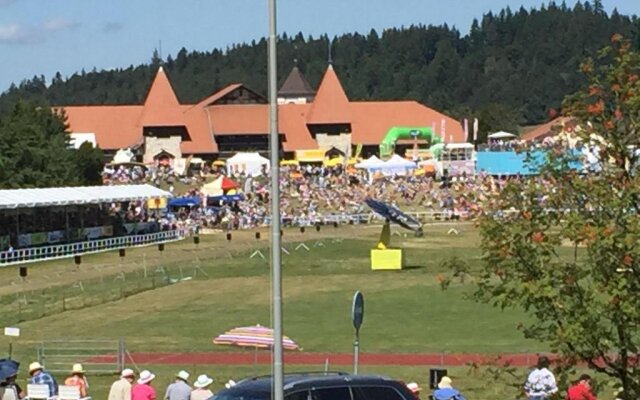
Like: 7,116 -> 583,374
352,291 -> 364,374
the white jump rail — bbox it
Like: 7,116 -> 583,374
0,229 -> 188,266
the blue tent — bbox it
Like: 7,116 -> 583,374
207,194 -> 246,205
168,196 -> 201,208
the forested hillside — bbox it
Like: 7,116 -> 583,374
1,1 -> 638,126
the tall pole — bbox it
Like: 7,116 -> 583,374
268,1 -> 284,400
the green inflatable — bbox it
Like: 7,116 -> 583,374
379,127 -> 442,158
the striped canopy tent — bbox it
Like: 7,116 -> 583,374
213,325 -> 300,351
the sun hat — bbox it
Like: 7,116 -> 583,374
176,370 -> 190,381
29,362 -> 44,373
137,370 -> 156,385
121,369 -> 135,378
438,376 -> 452,389
193,374 -> 213,388
72,364 -> 85,374
406,382 -> 421,393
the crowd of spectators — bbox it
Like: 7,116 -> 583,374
158,165 -> 511,232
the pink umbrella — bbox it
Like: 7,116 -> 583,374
213,325 -> 300,351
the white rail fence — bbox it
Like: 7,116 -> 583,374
0,230 -> 187,266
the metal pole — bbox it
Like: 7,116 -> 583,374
353,331 -> 359,374
268,1 -> 284,400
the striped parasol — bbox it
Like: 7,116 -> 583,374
213,325 -> 301,351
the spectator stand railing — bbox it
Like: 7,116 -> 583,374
0,230 -> 189,266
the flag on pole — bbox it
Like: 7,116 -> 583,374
473,118 -> 479,142
464,119 -> 469,143
440,119 -> 446,141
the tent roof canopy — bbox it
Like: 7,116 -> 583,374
0,184 -> 172,210
488,131 -> 516,139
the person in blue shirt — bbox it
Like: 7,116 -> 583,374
433,376 -> 466,400
28,362 -> 58,397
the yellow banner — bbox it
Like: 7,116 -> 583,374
147,197 -> 167,209
295,149 -> 326,162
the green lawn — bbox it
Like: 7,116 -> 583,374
0,224 -> 553,399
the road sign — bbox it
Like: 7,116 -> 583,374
352,291 -> 364,332
4,327 -> 19,337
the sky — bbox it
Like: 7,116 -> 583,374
0,0 -> 637,92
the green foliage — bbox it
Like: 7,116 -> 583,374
471,37 -> 640,396
1,2 -> 638,131
74,141 -> 104,185
0,101 -> 104,188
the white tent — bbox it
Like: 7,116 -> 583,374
488,131 -> 516,139
0,184 -> 172,210
383,154 -> 416,168
355,155 -> 384,169
112,148 -> 135,164
226,152 -> 270,176
380,154 -> 416,175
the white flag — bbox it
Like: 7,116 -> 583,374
473,118 -> 479,142
464,119 -> 469,142
441,119 -> 446,140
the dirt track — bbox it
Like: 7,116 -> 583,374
91,351 -> 543,367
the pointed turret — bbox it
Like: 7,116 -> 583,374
307,65 -> 350,124
278,64 -> 315,104
138,66 -> 186,127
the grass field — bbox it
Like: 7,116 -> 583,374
0,224 -> 554,399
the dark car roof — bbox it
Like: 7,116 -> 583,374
217,374 -> 405,396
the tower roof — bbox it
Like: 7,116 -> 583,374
307,65 -> 350,124
278,65 -> 315,97
138,66 -> 186,127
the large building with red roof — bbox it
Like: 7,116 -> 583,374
60,64 -> 464,162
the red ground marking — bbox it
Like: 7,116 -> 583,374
89,352 -> 548,367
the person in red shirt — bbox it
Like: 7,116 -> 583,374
132,370 -> 157,400
64,363 -> 89,398
566,374 -> 597,400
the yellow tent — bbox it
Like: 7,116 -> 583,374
323,158 -> 343,167
280,160 -> 299,166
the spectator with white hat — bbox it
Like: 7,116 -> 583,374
165,371 -> 191,400
132,370 -> 156,400
27,362 -> 58,397
433,376 -> 465,400
64,363 -> 89,398
108,369 -> 135,400
189,375 -> 213,400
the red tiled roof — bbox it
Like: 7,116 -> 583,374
209,104 -> 268,134
137,67 -> 186,127
204,103 -> 317,152
60,66 -> 461,155
306,65 -> 350,124
350,101 -> 464,145
521,117 -> 575,141
62,105 -> 144,149
189,83 -> 243,110
180,105 -> 218,154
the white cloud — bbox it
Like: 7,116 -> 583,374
0,23 -> 37,44
0,18 -> 80,44
43,18 -> 80,32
